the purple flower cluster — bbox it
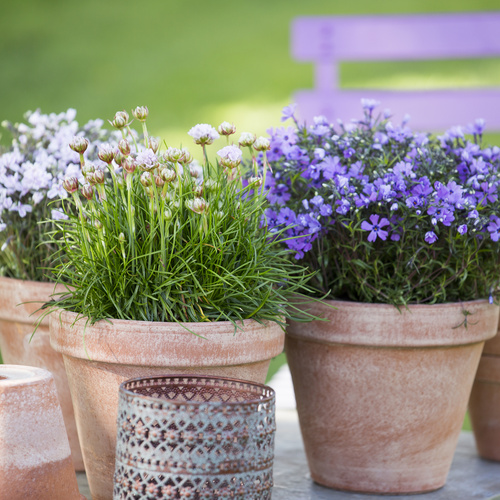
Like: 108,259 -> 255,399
261,103 -> 500,261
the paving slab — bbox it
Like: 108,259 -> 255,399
273,410 -> 500,500
76,410 -> 500,499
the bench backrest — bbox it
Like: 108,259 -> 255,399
291,13 -> 500,130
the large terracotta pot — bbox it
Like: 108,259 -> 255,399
0,277 -> 84,471
0,365 -> 84,500
50,309 -> 285,500
286,299 -> 499,494
469,323 -> 500,461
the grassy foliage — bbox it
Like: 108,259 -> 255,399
48,114 -> 314,326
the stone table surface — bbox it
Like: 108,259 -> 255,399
77,409 -> 500,500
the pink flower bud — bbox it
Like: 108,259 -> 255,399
93,169 -> 105,184
98,144 -> 116,164
122,158 -> 137,174
160,167 -> 176,183
154,175 -> 165,187
63,176 -> 79,193
164,147 -> 184,163
111,111 -> 129,129
114,152 -> 125,166
81,184 -> 94,200
217,121 -> 236,136
132,106 -> 149,121
180,148 -> 194,165
69,136 -> 89,154
253,136 -> 271,152
186,197 -> 207,214
82,162 -> 95,179
148,137 -> 160,154
238,132 -> 256,148
118,139 -> 131,156
140,171 -> 152,187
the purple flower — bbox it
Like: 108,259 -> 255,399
361,98 -> 380,112
319,204 -> 333,216
281,104 -> 297,122
277,207 -> 296,226
458,224 -> 467,235
488,216 -> 500,242
343,147 -> 355,158
361,214 -> 390,242
425,231 -> 438,244
267,183 -> 291,205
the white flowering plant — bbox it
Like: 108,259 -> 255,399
0,109 -> 120,281
48,107 -> 313,326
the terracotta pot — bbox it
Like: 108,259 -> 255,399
469,319 -> 500,461
286,299 -> 499,494
0,276 -> 84,471
0,365 -> 84,500
50,309 -> 284,500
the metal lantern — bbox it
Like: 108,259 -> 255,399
113,375 -> 276,499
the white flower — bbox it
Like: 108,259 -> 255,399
238,132 -> 256,148
188,124 -> 219,146
217,145 -> 242,169
253,137 -> 271,152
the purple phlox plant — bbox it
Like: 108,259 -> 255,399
258,100 -> 500,305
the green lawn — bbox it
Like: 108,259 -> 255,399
1,0 -> 500,149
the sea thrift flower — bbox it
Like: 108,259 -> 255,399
132,106 -> 149,121
253,137 -> 271,152
136,149 -> 158,172
218,121 -> 236,136
188,124 -> 219,146
69,136 -> 89,154
217,145 -> 242,169
238,132 -> 256,148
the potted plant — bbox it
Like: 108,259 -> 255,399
259,101 -> 500,494
0,108 -> 119,471
47,107 -> 313,500
468,314 -> 500,461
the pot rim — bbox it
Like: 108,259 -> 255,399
119,374 -> 275,407
49,309 -> 285,367
287,298 -> 499,348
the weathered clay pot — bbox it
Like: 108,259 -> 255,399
50,309 -> 284,500
0,276 -> 84,471
286,299 -> 499,494
469,321 -> 500,461
0,365 -> 84,500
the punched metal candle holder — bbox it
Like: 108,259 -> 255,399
113,375 -> 276,499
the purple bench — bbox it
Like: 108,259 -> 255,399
291,13 -> 500,130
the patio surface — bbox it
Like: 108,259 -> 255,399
76,365 -> 500,499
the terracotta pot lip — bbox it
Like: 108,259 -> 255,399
54,307 -> 277,329
287,297 -> 499,347
120,374 -> 275,407
0,364 -> 52,386
0,275 -> 56,288
50,308 -> 285,367
317,298 -> 491,309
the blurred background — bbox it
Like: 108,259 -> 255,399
1,0 -> 500,150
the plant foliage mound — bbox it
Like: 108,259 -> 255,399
51,108 -> 312,325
